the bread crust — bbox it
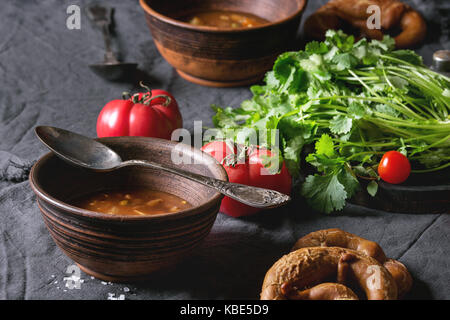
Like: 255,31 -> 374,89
260,246 -> 398,300
291,228 -> 413,298
303,0 -> 426,48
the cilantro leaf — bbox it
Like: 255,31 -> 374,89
315,134 -> 335,157
348,102 -> 367,119
388,76 -> 408,89
367,181 -> 378,197
301,172 -> 347,214
330,115 -> 353,134
388,50 -> 423,66
283,135 -> 305,176
332,53 -> 358,71
305,153 -> 346,172
375,104 -> 400,117
305,41 -> 329,54
337,168 -> 360,198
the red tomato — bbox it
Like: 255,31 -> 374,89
378,151 -> 411,184
96,89 -> 182,139
201,141 -> 292,218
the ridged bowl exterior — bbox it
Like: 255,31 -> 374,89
30,137 -> 227,282
139,0 -> 308,87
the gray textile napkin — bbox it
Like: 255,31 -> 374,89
0,0 -> 448,300
0,151 -> 34,183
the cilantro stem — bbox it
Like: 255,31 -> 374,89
346,151 -> 385,160
310,96 -> 425,120
336,140 -> 397,148
369,117 -> 450,130
365,119 -> 421,137
336,132 -> 449,148
310,104 -> 348,112
410,135 -> 450,155
347,69 -> 379,97
411,162 -> 450,173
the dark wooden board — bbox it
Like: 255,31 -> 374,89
349,168 -> 450,214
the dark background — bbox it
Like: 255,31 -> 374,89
0,0 -> 448,299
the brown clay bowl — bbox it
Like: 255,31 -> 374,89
29,136 -> 227,282
139,0 -> 308,87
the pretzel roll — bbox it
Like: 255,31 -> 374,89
394,9 -> 427,49
303,6 -> 341,41
292,228 -> 413,297
260,247 -> 398,300
292,228 -> 387,263
379,0 -> 407,29
282,282 -> 359,300
383,258 -> 413,298
303,0 -> 426,48
328,0 -> 407,30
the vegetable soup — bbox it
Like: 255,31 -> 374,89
72,189 -> 192,216
183,10 -> 268,28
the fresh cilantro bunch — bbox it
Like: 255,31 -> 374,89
211,30 -> 450,214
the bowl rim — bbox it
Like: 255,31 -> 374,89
29,136 -> 228,221
139,0 -> 308,33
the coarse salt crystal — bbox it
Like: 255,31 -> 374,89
107,293 -> 125,300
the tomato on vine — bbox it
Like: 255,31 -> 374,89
201,140 -> 292,217
96,83 -> 182,140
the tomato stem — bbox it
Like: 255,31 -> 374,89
139,81 -> 152,93
125,82 -> 172,106
131,93 -> 141,104
145,94 -> 172,107
122,91 -> 132,100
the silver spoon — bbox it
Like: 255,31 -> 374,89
35,126 -> 291,209
87,5 -> 137,80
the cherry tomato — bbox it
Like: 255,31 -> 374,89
96,88 -> 182,139
378,151 -> 411,184
201,141 -> 292,217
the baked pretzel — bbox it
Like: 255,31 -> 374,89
260,247 -> 398,300
292,228 -> 413,298
304,0 -> 427,48
281,282 -> 359,300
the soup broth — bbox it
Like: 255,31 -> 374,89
183,10 -> 268,28
72,189 -> 192,216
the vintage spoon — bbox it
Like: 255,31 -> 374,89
35,126 -> 291,209
86,5 -> 137,80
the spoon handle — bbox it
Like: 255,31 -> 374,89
118,159 -> 290,209
86,5 -> 118,64
100,22 -> 119,64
